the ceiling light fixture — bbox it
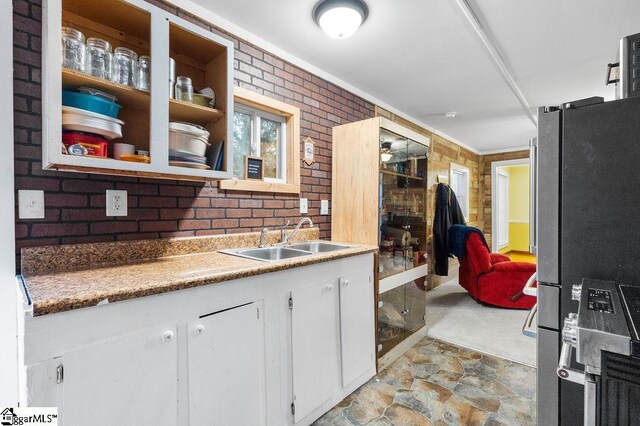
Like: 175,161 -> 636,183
445,111 -> 457,119
313,0 -> 369,39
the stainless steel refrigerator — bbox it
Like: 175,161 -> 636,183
535,95 -> 640,425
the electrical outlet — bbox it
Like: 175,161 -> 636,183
106,190 -> 128,216
320,199 -> 329,215
299,198 -> 308,214
18,190 -> 45,219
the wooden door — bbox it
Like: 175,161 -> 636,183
62,322 -> 178,426
339,271 -> 375,387
187,302 -> 265,426
290,279 -> 341,422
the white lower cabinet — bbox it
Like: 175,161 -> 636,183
187,302 -> 266,426
27,323 -> 179,425
18,253 -> 375,426
291,279 -> 342,422
338,272 -> 376,388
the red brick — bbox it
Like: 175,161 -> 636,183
178,219 -> 211,230
226,209 -> 252,218
91,221 -> 138,234
31,223 -> 88,237
139,221 -> 178,232
211,219 -> 239,228
239,218 -> 263,228
160,208 -> 195,220
195,209 -> 226,219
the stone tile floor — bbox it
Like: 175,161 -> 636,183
314,337 -> 536,425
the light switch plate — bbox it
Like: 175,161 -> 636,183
106,190 -> 128,216
18,190 -> 45,219
320,199 -> 329,215
299,198 -> 308,214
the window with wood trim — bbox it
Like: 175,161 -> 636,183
220,87 -> 300,193
233,105 -> 286,181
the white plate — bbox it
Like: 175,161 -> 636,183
62,106 -> 124,124
62,106 -> 124,139
169,161 -> 211,170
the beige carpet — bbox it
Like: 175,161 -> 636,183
425,279 -> 537,366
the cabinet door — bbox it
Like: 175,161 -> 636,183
339,272 -> 375,387
187,302 -> 265,426
62,323 -> 178,426
291,280 -> 341,422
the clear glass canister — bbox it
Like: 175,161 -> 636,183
174,76 -> 194,102
61,27 -> 86,72
135,55 -> 151,91
85,38 -> 112,80
112,47 -> 138,86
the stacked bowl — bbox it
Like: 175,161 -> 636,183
169,122 -> 210,169
62,88 -> 123,158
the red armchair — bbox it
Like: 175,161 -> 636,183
458,233 -> 536,309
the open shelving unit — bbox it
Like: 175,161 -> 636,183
43,0 -> 234,181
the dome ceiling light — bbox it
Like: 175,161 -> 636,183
313,0 -> 369,39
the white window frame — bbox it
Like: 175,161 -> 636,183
449,163 -> 470,221
497,170 -> 510,250
234,103 -> 287,183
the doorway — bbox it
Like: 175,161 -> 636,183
491,158 -> 534,261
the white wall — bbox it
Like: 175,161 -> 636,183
0,0 -> 18,406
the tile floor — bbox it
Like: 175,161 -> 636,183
314,338 -> 536,426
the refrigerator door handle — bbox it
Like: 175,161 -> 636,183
529,137 -> 538,254
522,303 -> 538,338
523,272 -> 537,297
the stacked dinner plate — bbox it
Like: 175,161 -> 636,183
169,150 -> 209,170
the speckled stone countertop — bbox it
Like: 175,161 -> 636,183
20,228 -> 377,317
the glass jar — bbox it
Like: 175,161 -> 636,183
85,38 -> 112,80
174,76 -> 194,102
112,47 -> 138,86
135,56 -> 151,91
61,27 -> 85,72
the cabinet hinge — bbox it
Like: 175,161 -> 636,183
291,402 -> 295,415
288,297 -> 293,310
56,365 -> 64,384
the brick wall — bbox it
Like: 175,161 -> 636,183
478,150 -> 530,249
376,107 -> 481,288
12,0 -> 374,263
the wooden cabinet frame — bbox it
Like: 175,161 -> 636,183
43,0 -> 234,181
220,87 -> 301,194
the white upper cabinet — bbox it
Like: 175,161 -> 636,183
43,0 -> 234,181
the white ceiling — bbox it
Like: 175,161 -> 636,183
186,0 -> 640,153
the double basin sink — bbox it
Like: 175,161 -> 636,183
219,241 -> 350,262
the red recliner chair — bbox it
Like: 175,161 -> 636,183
458,233 -> 536,309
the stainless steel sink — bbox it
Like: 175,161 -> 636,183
219,246 -> 311,262
287,242 -> 351,253
219,241 -> 351,262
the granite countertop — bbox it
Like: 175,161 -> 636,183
21,238 -> 377,317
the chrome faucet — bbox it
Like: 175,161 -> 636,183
281,218 -> 314,244
258,227 -> 269,248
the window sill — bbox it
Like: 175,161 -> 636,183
219,179 -> 300,194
